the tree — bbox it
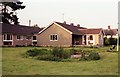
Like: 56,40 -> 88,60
0,0 -> 25,25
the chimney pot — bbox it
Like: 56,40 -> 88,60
108,25 -> 110,29
77,24 -> 80,27
29,20 -> 31,26
63,21 -> 66,24
70,23 -> 74,26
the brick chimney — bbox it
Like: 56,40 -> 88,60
108,25 -> 111,29
70,23 -> 74,26
77,24 -> 80,27
29,20 -> 31,26
63,21 -> 66,24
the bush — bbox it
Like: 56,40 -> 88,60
104,37 -> 117,46
37,55 -> 61,61
52,47 -> 70,59
80,52 -> 100,61
69,48 -> 78,55
26,48 -> 49,57
87,52 -> 100,60
104,38 -> 110,46
109,38 -> 117,45
26,49 -> 40,57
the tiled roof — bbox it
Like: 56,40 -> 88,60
78,28 -> 102,34
103,29 -> 118,35
0,23 -> 43,35
55,22 -> 86,35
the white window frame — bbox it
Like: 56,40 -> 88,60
26,35 -> 32,40
50,34 -> 58,41
32,36 -> 37,42
3,34 -> 13,41
16,35 -> 23,40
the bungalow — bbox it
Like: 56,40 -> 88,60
37,21 -> 104,47
103,26 -> 118,38
0,23 -> 43,46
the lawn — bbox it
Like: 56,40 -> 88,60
2,46 -> 119,75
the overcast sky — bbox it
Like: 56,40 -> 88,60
17,0 -> 119,29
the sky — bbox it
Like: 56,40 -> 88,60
17,0 -> 119,29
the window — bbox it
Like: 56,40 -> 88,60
26,35 -> 32,40
50,34 -> 58,41
33,36 -> 37,40
17,35 -> 20,40
88,35 -> 93,40
4,34 -> 12,40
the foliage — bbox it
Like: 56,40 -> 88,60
104,37 -> 117,46
52,47 -> 70,59
26,47 -> 101,62
0,1 -> 25,24
26,49 -> 40,57
80,52 -> 100,61
104,37 -> 110,46
87,52 -> 100,60
26,48 -> 49,57
37,55 -> 61,61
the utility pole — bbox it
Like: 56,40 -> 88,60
117,31 -> 119,51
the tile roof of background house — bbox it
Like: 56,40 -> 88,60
103,29 -> 118,35
55,21 -> 86,35
0,23 -> 43,35
78,28 -> 102,34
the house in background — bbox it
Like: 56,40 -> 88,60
79,28 -> 104,46
37,21 -> 104,47
103,26 -> 118,38
0,23 -> 43,46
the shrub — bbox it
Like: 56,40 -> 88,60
69,48 -> 78,54
104,37 -> 117,46
26,49 -> 40,57
38,49 -> 50,56
37,55 -> 61,61
104,38 -> 110,46
109,38 -> 117,45
80,56 -> 88,61
80,52 -> 100,61
52,47 -> 70,59
26,48 -> 49,57
87,52 -> 100,60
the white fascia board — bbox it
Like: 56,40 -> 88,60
38,22 -> 54,34
54,22 -> 72,34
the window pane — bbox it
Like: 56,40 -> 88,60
50,35 -> 52,40
4,35 -> 6,40
53,35 -> 55,40
55,35 -> 57,40
50,35 -> 58,41
33,36 -> 36,40
7,34 -> 10,40
90,35 -> 93,40
17,35 -> 20,39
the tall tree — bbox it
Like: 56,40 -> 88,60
0,0 -> 25,25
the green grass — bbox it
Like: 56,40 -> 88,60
2,46 -> 119,75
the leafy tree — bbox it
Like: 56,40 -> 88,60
0,1 -> 25,25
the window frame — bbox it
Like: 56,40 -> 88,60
3,34 -> 12,41
88,35 -> 93,40
50,34 -> 58,41
16,35 -> 23,40
32,36 -> 37,40
26,35 -> 32,40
